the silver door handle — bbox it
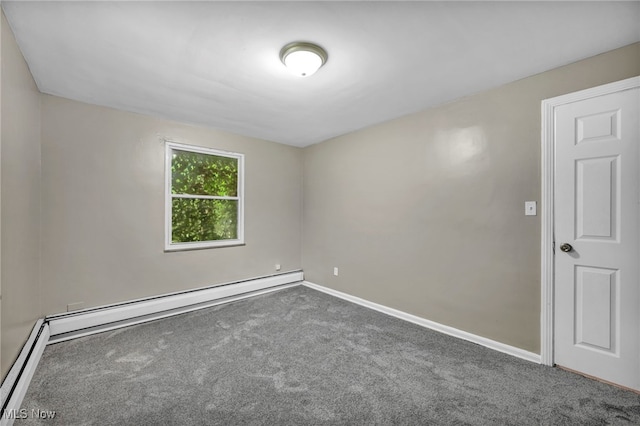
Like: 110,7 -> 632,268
560,243 -> 573,253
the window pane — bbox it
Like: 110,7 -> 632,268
172,198 -> 238,243
171,150 -> 238,196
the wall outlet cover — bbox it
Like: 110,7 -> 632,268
525,201 -> 537,216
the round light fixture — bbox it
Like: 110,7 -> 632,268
280,42 -> 328,77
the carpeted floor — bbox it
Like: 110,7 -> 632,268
16,285 -> 640,425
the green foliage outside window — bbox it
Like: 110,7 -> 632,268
171,150 -> 239,243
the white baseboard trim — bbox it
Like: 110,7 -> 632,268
47,271 -> 304,343
1,321 -> 50,426
303,281 -> 541,364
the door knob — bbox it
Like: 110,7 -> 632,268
560,243 -> 573,253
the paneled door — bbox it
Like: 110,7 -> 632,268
553,79 -> 639,390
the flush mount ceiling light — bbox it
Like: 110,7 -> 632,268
280,42 -> 328,77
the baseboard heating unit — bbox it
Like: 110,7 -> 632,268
0,271 -> 303,426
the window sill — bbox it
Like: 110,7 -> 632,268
164,240 -> 245,252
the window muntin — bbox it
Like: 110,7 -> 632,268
165,141 -> 244,250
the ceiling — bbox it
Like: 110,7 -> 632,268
3,1 -> 639,147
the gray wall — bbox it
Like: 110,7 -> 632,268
302,43 -> 640,354
1,11 -> 42,377
40,95 -> 303,316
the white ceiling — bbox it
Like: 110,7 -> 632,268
3,1 -> 639,147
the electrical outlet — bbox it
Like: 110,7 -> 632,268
333,267 -> 339,276
525,201 -> 537,216
275,264 -> 281,271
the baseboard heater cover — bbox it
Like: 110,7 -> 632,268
1,320 -> 50,426
1,272 -> 303,422
303,281 -> 541,364
47,271 -> 304,342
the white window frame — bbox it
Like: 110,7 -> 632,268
164,141 -> 245,251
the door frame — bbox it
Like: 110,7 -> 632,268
540,76 -> 640,367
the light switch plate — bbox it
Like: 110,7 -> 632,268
525,201 -> 537,216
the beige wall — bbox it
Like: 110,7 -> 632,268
40,96 -> 303,315
1,11 -> 42,378
302,43 -> 640,354
0,14 -> 637,382
1,7 -> 3,382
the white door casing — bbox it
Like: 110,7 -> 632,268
541,76 -> 640,390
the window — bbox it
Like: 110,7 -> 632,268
165,141 -> 244,251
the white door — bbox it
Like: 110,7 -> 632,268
553,80 -> 640,390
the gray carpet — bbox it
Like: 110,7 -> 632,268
16,285 -> 640,425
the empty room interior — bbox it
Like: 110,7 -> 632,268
1,1 -> 640,424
